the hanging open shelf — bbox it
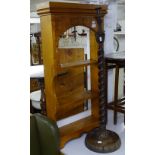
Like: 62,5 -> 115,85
37,1 -> 107,148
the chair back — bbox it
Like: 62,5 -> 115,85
30,114 -> 60,155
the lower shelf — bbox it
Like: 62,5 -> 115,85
56,105 -> 85,120
59,115 -> 99,148
57,90 -> 98,113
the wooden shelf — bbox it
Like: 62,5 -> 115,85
60,59 -> 97,69
37,1 -> 107,148
57,90 -> 98,112
59,115 -> 99,148
114,31 -> 125,35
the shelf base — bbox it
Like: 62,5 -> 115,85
59,116 -> 99,148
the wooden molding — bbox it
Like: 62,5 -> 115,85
37,2 -> 107,16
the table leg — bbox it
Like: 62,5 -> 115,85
114,64 -> 119,124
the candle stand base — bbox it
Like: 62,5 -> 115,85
85,128 -> 121,153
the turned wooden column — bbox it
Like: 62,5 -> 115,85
85,8 -> 121,153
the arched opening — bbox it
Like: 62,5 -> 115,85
55,25 -> 98,121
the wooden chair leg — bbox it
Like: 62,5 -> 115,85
123,67 -> 125,124
114,65 -> 119,125
124,114 -> 125,124
30,100 -> 34,114
105,62 -> 108,124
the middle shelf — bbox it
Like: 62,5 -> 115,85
114,31 -> 125,35
60,59 -> 97,69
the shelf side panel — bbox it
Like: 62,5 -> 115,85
90,30 -> 100,119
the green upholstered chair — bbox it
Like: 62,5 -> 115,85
30,113 -> 63,155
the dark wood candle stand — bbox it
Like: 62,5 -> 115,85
85,8 -> 121,153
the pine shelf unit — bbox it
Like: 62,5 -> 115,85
37,2 -> 107,148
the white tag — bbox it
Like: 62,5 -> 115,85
97,141 -> 102,144
92,21 -> 96,28
99,37 -> 102,42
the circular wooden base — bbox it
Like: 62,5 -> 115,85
85,128 -> 121,153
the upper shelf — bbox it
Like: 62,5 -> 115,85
60,59 -> 97,69
114,31 -> 125,35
